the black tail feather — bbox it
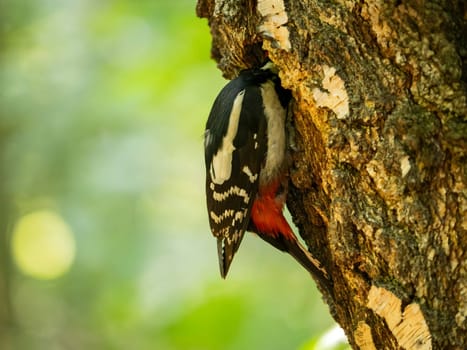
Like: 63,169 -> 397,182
256,232 -> 333,293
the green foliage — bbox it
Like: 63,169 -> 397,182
1,0 -> 339,349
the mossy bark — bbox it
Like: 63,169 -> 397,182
197,1 -> 466,348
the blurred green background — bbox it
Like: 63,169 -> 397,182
0,1 -> 345,349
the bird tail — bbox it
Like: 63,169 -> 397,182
283,236 -> 331,288
256,228 -> 331,288
249,185 -> 332,291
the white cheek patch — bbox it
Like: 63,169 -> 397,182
210,90 -> 245,185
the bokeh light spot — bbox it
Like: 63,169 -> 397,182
11,210 -> 76,280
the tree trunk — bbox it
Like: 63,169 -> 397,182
197,1 -> 466,349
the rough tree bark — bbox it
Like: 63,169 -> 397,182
197,0 -> 466,349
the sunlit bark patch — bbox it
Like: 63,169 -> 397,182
257,0 -> 291,51
367,285 -> 432,350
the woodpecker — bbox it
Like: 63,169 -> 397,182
204,63 -> 329,285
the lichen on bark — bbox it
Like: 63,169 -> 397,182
197,0 -> 466,348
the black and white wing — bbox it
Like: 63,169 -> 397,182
204,75 -> 267,278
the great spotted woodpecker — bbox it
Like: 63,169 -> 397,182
204,63 -> 329,285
